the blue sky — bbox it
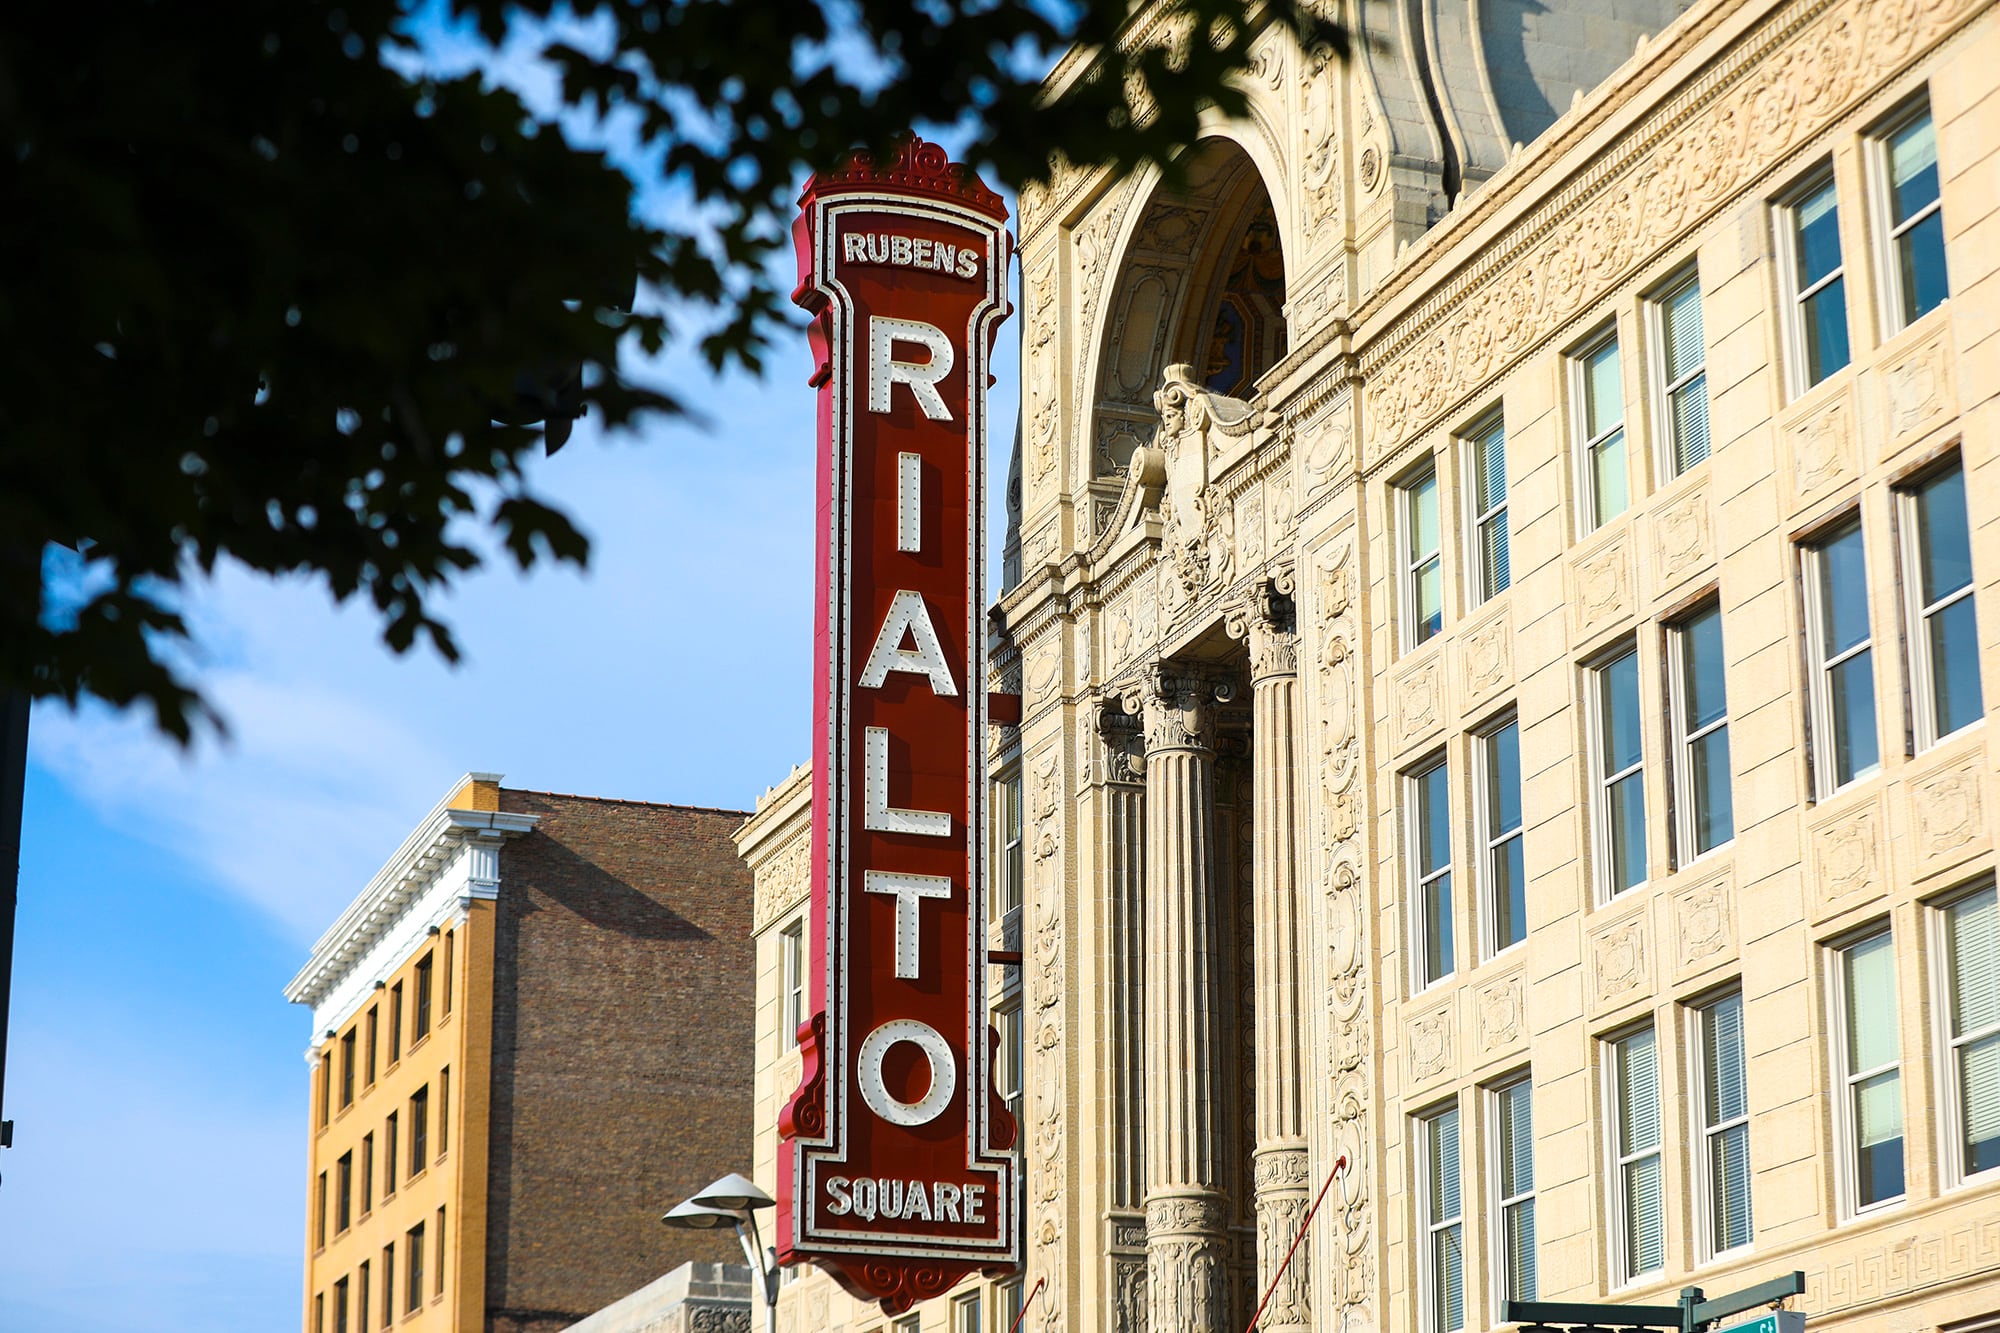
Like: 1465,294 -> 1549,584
0,28 -> 1024,1319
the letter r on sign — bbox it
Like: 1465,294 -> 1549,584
868,317 -> 955,422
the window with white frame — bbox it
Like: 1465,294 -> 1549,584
1403,464 -> 1444,648
995,1001 -> 1024,1139
995,773 -> 1024,918
1873,100 -> 1949,332
1803,520 -> 1881,795
1670,603 -> 1734,862
1573,330 -> 1630,531
1409,758 -> 1455,988
1491,1075 -> 1536,1304
1591,647 -> 1647,899
954,1290 -> 985,1333
1649,269 -> 1711,478
1938,883 -> 1999,1183
1418,1103 -> 1465,1333
1466,414 -> 1510,604
895,1315 -> 921,1333
1000,1280 -> 1024,1331
1834,928 -> 1905,1212
780,918 -> 805,1050
1778,170 -> 1851,392
1899,460 -> 1983,749
1608,1025 -> 1665,1283
1693,990 -> 1753,1258
1478,718 -> 1526,957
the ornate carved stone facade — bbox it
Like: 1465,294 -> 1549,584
750,0 -> 2000,1328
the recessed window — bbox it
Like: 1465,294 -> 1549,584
364,1007 -> 379,1088
1803,520 -> 1880,796
1000,1280 -> 1024,1332
1477,718 -> 1526,957
443,929 -> 455,1017
414,953 -> 434,1042
316,1170 -> 329,1250
1573,331 -> 1630,531
1650,269 -> 1710,478
314,1292 -> 324,1333
1402,464 -> 1444,648
1418,1103 -> 1465,1333
389,983 -> 404,1064
995,774 -> 1024,919
381,1245 -> 395,1328
1491,1075 -> 1536,1304
439,1067 -> 450,1158
996,1002 -> 1024,1145
385,1111 -> 399,1198
1670,604 -> 1734,861
357,1262 -> 370,1333
1874,101 -> 1949,331
406,1222 -> 426,1313
894,1316 -> 921,1333
319,1052 -> 333,1128
336,1150 -> 354,1233
1778,170 -> 1851,391
1466,414 -> 1510,604
1693,991 -> 1753,1258
955,1291 -> 984,1333
334,1276 -> 350,1333
435,1206 -> 447,1297
1408,758 -> 1454,988
1590,648 -> 1647,898
361,1134 -> 374,1216
410,1086 -> 430,1176
1899,460 -> 1982,749
1608,1025 -> 1665,1283
1938,884 -> 1999,1183
340,1028 -> 357,1109
1834,928 -> 1905,1212
780,918 -> 806,1051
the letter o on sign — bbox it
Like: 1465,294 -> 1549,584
856,1019 -> 957,1126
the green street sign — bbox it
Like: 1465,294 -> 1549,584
1714,1313 -> 1804,1333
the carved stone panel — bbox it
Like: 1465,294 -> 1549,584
1650,483 -> 1714,596
1392,654 -> 1445,755
1568,531 -> 1637,645
1878,325 -> 1956,453
1235,484 -> 1266,573
1784,387 -> 1858,514
1589,910 -> 1653,1015
1299,413 -> 1352,504
1809,794 -> 1889,922
1405,1003 -> 1456,1090
1671,870 -> 1736,979
1906,749 -> 1990,880
1471,970 -> 1527,1063
1457,611 -> 1512,717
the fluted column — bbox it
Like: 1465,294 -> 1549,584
1130,664 -> 1229,1333
1232,577 -> 1311,1331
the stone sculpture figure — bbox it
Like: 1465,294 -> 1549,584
1153,364 -> 1258,597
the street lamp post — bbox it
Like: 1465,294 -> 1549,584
662,1172 -> 779,1333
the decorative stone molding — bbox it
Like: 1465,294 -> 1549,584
1568,530 -> 1636,645
1026,740 -> 1068,1333
753,837 -> 811,934
1672,870 -> 1736,977
1457,611 -> 1513,717
1810,795 -> 1889,921
1804,1209 -> 2000,1315
1128,664 -> 1233,754
1391,653 -> 1445,754
1225,574 -> 1301,683
1879,323 -> 1956,452
1472,970 -> 1527,1061
1784,387 -> 1858,513
1907,749 -> 1989,879
1650,483 -> 1714,595
1362,0 -> 1983,445
1405,1004 -> 1456,1087
1589,910 -> 1652,1013
1151,365 -> 1259,598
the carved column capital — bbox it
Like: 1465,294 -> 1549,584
1227,573 -> 1300,683
1095,698 -> 1147,786
1125,663 -> 1233,754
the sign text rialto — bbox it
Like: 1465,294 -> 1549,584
777,140 -> 1018,1312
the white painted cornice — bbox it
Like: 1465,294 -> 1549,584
283,774 -> 538,1042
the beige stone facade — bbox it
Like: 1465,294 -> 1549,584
754,0 -> 2000,1327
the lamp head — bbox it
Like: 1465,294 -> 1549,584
660,1199 -> 742,1230
692,1172 -> 776,1212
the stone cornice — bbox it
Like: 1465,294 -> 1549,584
284,775 -> 539,1027
736,762 -> 813,935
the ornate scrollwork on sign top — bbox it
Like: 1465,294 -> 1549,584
1151,365 -> 1258,598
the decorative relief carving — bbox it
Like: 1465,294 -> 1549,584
1127,664 -> 1230,753
1811,797 -> 1887,919
1406,1005 -> 1455,1085
1672,873 -> 1735,974
1651,484 -> 1713,593
1590,912 -> 1651,1010
1909,752 -> 1988,875
1151,366 -> 1257,597
1300,415 -> 1352,500
1458,612 -> 1511,714
1787,389 -> 1856,509
1364,0 -> 1980,443
1225,574 -> 1300,683
1392,655 -> 1444,753
1269,470 -> 1297,545
752,834 -> 811,932
1472,971 -> 1526,1058
1026,647 -> 1061,705
1072,183 -> 1141,409
1805,1211 -> 2000,1314
1113,1253 -> 1148,1332
1568,534 -> 1635,643
1881,327 -> 1954,446
1027,743 -> 1066,1333
1301,40 -> 1343,231
1235,485 -> 1266,571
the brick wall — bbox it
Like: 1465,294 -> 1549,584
483,791 -> 755,1333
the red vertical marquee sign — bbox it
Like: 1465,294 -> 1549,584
778,140 -> 1019,1310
